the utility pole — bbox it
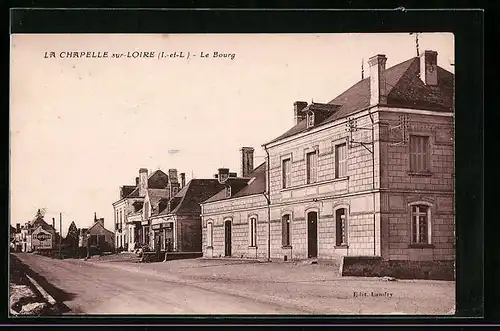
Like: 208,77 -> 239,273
59,212 -> 62,259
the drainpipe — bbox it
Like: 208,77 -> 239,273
368,108 -> 376,256
264,146 -> 271,262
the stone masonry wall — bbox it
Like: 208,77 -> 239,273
378,110 -> 454,262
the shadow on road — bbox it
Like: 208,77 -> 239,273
10,254 -> 75,314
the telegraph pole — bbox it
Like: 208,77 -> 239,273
59,212 -> 62,258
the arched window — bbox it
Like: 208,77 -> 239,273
282,214 -> 291,246
335,208 -> 348,246
206,221 -> 213,247
409,202 -> 432,244
248,217 -> 257,247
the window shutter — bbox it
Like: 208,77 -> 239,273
336,217 -> 341,246
248,219 -> 252,246
282,216 -> 288,246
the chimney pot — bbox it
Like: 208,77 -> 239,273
368,54 -> 387,106
135,177 -> 139,185
240,147 -> 255,178
294,101 -> 308,124
420,50 -> 438,85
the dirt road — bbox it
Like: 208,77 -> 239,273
13,253 -> 455,315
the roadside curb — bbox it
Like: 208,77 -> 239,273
25,274 -> 56,306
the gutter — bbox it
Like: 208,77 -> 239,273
368,108 -> 377,256
264,146 -> 271,262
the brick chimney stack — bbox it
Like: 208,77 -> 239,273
135,177 -> 139,186
368,54 -> 387,106
168,169 -> 178,183
179,173 -> 186,188
240,147 -> 255,178
420,50 -> 438,85
139,168 -> 148,197
294,101 -> 308,124
218,168 -> 229,183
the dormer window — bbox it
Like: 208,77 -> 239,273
225,186 -> 231,198
307,112 -> 315,128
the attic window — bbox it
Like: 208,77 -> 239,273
225,186 -> 231,198
307,112 -> 315,128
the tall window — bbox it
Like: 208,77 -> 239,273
335,143 -> 347,178
249,217 -> 257,247
282,159 -> 291,188
282,214 -> 291,246
335,208 -> 347,246
306,151 -> 318,184
410,136 -> 429,172
207,222 -> 213,247
411,205 -> 430,244
119,210 -> 123,223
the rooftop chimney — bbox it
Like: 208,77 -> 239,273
240,147 -> 255,178
135,177 -> 139,186
218,168 -> 229,183
52,217 -> 55,231
420,50 -> 438,85
16,223 -> 20,232
368,54 -> 387,106
294,101 -> 308,124
139,168 -> 148,197
168,169 -> 179,183
180,173 -> 186,188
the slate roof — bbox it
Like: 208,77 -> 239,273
203,162 -> 267,203
148,188 -> 171,216
87,219 -> 114,236
157,179 -> 227,216
123,170 -> 170,198
266,57 -> 454,145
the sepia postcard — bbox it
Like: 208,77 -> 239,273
9,32 -> 456,316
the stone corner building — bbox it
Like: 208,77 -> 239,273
201,50 -> 455,280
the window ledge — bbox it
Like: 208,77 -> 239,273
409,243 -> 434,249
248,246 -> 258,249
407,171 -> 433,177
281,176 -> 349,192
282,245 -> 293,249
335,244 -> 349,248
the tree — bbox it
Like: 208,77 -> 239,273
64,221 -> 79,257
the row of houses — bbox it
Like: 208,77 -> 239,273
113,50 -> 455,278
11,211 -> 115,256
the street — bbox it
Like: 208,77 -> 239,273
12,253 -> 455,315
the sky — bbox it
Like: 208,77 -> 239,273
10,33 -> 454,235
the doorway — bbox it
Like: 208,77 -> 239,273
307,211 -> 318,258
224,220 -> 232,257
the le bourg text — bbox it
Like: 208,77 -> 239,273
44,51 -> 236,60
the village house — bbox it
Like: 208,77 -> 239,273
78,215 -> 115,255
201,50 -> 455,279
112,168 -> 183,252
147,176 -> 227,254
201,148 -> 269,259
15,211 -> 61,253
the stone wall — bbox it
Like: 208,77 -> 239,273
341,256 -> 454,280
202,194 -> 268,258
